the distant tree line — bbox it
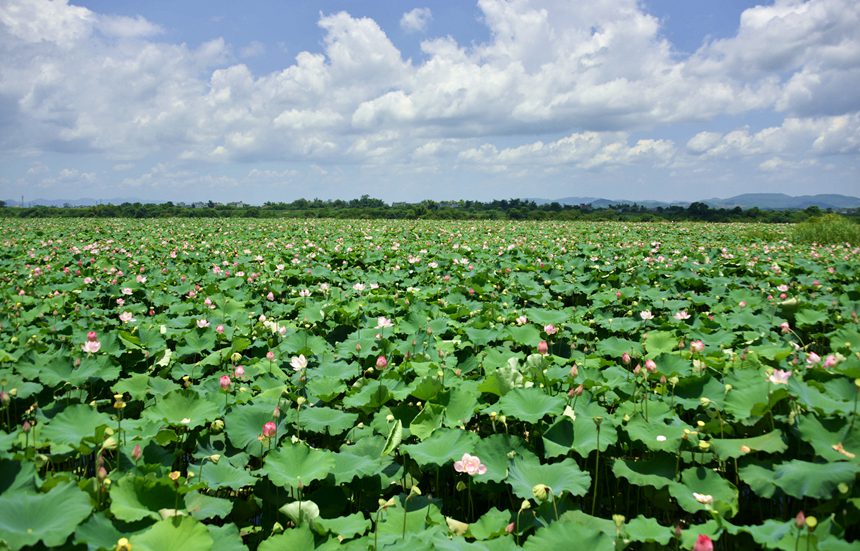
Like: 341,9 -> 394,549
1,195 -> 857,223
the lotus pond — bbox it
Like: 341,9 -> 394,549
0,219 -> 858,550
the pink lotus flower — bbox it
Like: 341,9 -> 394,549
537,341 -> 549,355
768,369 -> 791,385
453,453 -> 487,476
544,324 -> 558,335
290,354 -> 308,371
674,311 -> 690,321
806,352 -> 821,366
215,324 -> 224,334
197,319 -> 210,328
693,534 -> 714,551
640,310 -> 654,321
122,287 -> 133,296
690,340 -> 705,353
779,322 -> 790,334
119,312 -> 135,323
266,292 -> 274,301
234,365 -> 245,378
376,355 -> 388,369
823,354 -> 839,368
515,315 -> 528,326
299,289 -> 311,297
81,340 -> 101,354
220,375 -> 231,391
376,316 -> 393,329
87,331 -> 98,342
261,421 -> 277,438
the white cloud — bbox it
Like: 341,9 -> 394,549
0,0 -> 857,196
400,8 -> 432,33
239,40 -> 265,58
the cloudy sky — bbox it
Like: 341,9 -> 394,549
0,0 -> 858,204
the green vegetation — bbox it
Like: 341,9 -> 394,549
0,218 -> 858,549
793,213 -> 860,245
2,196 -> 857,222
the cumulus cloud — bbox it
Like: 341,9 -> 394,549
400,8 -> 432,33
0,0 -> 857,191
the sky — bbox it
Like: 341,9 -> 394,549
0,0 -> 858,204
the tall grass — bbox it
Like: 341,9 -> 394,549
792,213 -> 860,245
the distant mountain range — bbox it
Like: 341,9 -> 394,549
530,193 -> 860,210
4,193 -> 859,210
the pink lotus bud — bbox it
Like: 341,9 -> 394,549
569,364 -> 578,378
376,355 -> 388,369
267,292 -> 274,301
622,352 -> 631,365
633,364 -> 641,375
691,340 -> 705,353
266,351 -> 275,361
22,420 -> 31,433
780,322 -> 790,333
506,522 -> 515,534
537,341 -> 549,355
215,324 -> 224,334
645,359 -> 657,373
220,375 -> 231,391
795,511 -> 806,528
132,444 -> 142,462
87,331 -> 98,342
693,535 -> 714,551
97,466 -> 108,482
235,365 -> 245,378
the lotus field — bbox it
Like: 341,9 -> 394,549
2,218 -> 860,551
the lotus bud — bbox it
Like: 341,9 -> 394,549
115,537 -> 132,551
532,484 -> 550,502
795,511 -> 805,528
210,419 -> 224,432
519,500 -> 531,511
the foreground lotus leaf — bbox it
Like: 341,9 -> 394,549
0,482 -> 92,549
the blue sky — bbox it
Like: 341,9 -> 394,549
0,0 -> 858,204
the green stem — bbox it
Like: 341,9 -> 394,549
591,423 -> 601,516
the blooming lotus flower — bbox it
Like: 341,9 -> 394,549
376,316 -> 393,329
290,354 -> 308,371
215,324 -> 224,334
693,492 -> 714,505
690,340 -> 705,353
674,311 -> 690,321
640,310 -> 654,320
234,365 -> 245,378
353,283 -> 366,291
82,340 -> 101,354
261,421 -> 277,438
515,315 -> 528,326
119,312 -> 135,323
220,375 -> 231,391
196,319 -> 209,328
544,324 -> 558,335
266,292 -> 274,301
299,289 -> 311,297
122,287 -> 133,295
768,369 -> 791,385
693,534 -> 714,551
823,354 -> 839,368
806,352 -> 821,366
779,322 -> 790,334
453,453 -> 487,476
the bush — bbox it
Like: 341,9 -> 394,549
792,213 -> 860,245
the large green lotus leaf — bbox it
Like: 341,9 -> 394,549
224,400 -> 281,451
709,429 -> 787,460
506,325 -> 541,346
625,515 -> 672,545
257,526 -> 314,551
206,524 -> 247,551
771,460 -> 860,499
331,441 -> 394,484
524,307 -> 571,326
596,336 -> 641,358
790,380 -> 854,416
0,458 -> 36,495
645,331 -> 678,356
738,462 -> 778,498
652,353 -> 693,378
796,414 -> 860,463
723,370 -> 770,421
110,474 -> 179,522
0,482 -> 93,549
522,515 -> 613,551
306,376 -> 348,403
441,383 -> 481,427
300,406 -> 358,436
342,381 -> 392,410
623,417 -> 686,454
376,501 -> 445,536
40,404 -> 113,454
507,457 -> 591,499
191,456 -> 257,490
315,512 -> 371,539
465,327 -> 499,347
185,490 -> 233,520
671,466 -> 739,517
570,400 -> 618,457
542,417 -> 574,458
795,308 -> 828,327
401,428 -> 481,467
263,442 -> 335,490
74,512 -> 138,550
130,516 -> 214,551
410,403 -> 446,441
429,532 -> 519,551
144,389 -> 220,429
467,507 -> 510,540
473,434 -> 536,483
612,456 -> 676,491
495,388 -> 564,424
